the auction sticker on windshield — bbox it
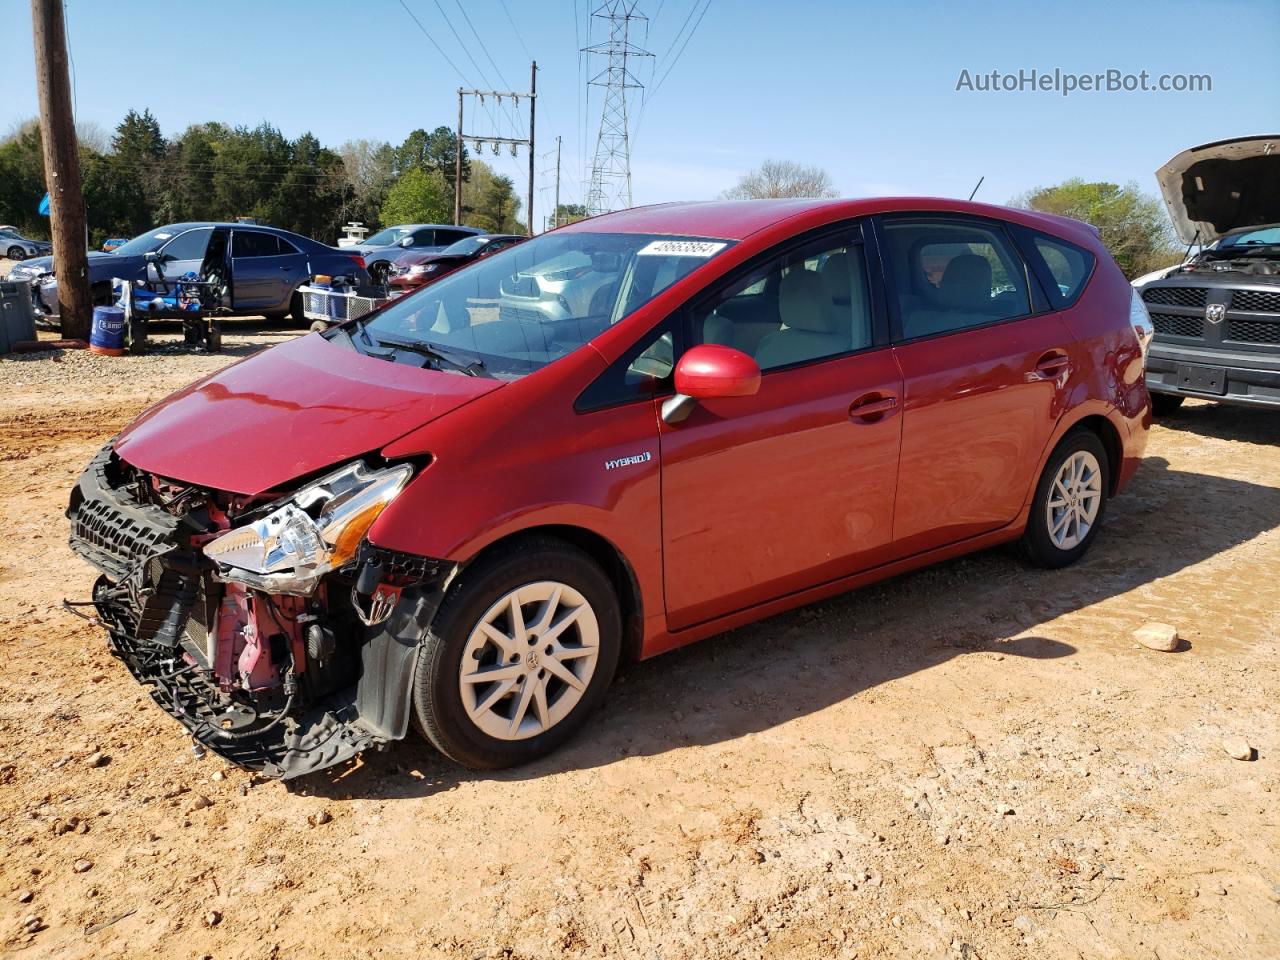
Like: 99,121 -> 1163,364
636,240 -> 728,257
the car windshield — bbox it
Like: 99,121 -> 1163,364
360,231 -> 732,380
442,235 -> 491,256
1220,226 -> 1280,248
111,226 -> 181,257
366,227 -> 413,247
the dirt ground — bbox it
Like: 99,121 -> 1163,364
1,324 -> 1277,960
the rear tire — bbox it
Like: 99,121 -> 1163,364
411,537 -> 621,769
1021,428 -> 1110,569
288,290 -> 305,322
1150,393 -> 1185,416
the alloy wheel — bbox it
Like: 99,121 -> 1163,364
458,581 -> 600,741
1046,450 -> 1103,550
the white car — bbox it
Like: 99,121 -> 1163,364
0,229 -> 51,262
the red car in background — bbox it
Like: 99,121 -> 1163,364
387,233 -> 526,291
68,197 -> 1152,779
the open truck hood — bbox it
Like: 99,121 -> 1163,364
1157,135 -> 1280,244
115,334 -> 501,495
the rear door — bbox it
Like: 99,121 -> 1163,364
658,225 -> 904,630
230,230 -> 306,310
876,215 -> 1072,556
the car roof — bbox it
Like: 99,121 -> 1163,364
558,197 -> 1100,247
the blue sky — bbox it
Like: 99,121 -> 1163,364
3,0 -> 1277,224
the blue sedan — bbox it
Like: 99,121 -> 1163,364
8,222 -> 370,323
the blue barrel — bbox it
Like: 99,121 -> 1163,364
89,305 -> 126,355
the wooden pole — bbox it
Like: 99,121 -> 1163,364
454,88 -> 464,225
526,61 -> 536,237
30,0 -> 92,339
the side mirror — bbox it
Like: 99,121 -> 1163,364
662,344 -> 761,424
399,237 -> 415,248
143,251 -> 160,263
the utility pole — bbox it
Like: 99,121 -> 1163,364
455,65 -> 538,236
454,88 -> 464,225
553,135 -> 562,229
30,0 -> 91,339
583,1 -> 652,216
527,61 -> 536,237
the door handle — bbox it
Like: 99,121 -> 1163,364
1034,351 -> 1070,379
848,393 -> 898,423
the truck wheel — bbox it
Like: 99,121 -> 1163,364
1151,394 -> 1185,416
1021,428 -> 1110,569
411,537 -> 621,769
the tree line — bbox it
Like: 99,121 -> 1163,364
0,109 -> 529,247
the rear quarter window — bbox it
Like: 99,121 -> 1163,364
1030,233 -> 1095,308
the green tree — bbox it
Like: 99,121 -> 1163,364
395,126 -> 469,214
553,203 -> 588,227
380,168 -> 452,226
460,159 -> 522,233
1012,179 -> 1181,279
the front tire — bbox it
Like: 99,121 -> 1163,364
411,537 -> 621,769
6,246 -> 25,261
1150,393 -> 1185,416
1021,428 -> 1109,569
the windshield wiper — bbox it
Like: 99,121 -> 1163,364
367,332 -> 489,377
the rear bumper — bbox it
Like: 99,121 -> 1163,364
1145,344 -> 1280,408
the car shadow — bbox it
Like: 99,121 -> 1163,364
292,454 -> 1280,800
1158,402 -> 1280,445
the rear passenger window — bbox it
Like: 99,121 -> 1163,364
1032,234 -> 1094,307
694,239 -> 873,371
233,231 -> 283,257
880,220 -> 1032,340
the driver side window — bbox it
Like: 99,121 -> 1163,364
694,238 -> 873,371
159,228 -> 212,262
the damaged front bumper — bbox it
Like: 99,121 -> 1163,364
67,444 -> 449,779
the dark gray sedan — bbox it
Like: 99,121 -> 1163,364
8,222 -> 370,322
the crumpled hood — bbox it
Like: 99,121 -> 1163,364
1157,135 -> 1280,243
12,250 -> 130,275
115,334 -> 501,495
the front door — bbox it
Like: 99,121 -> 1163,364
660,230 -> 904,631
876,215 -> 1073,556
152,227 -> 212,284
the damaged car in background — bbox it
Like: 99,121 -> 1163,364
68,197 -> 1150,779
1133,135 -> 1280,412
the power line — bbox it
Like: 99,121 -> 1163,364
452,0 -> 525,136
649,0 -> 712,102
498,0 -> 534,61
395,0 -> 470,86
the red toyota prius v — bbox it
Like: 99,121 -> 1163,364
68,198 -> 1152,778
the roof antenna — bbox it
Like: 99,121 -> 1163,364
967,176 -> 985,202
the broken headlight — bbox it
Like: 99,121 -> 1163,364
203,461 -> 412,593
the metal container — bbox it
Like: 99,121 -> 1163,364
0,279 -> 38,354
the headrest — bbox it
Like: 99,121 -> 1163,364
779,268 -> 835,333
935,254 -> 992,311
820,252 -> 852,305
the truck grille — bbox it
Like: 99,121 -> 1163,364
1225,319 -> 1280,345
1149,312 -> 1203,339
1142,286 -> 1208,308
1230,290 -> 1280,313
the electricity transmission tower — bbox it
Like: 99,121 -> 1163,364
582,2 -> 652,216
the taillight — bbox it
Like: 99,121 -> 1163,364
349,255 -> 366,270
